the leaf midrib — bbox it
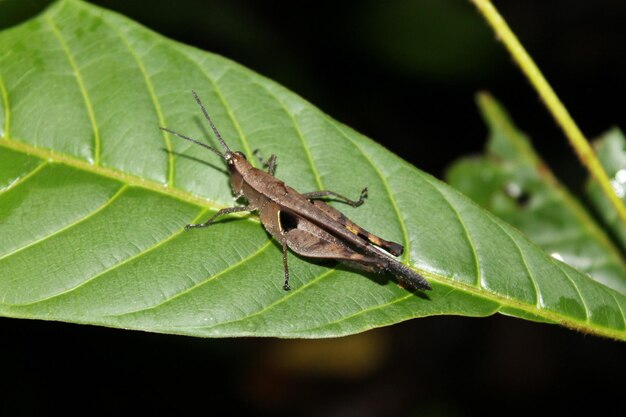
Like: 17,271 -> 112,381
0,137 -> 237,214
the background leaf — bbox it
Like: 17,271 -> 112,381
1,0 -> 625,339
587,129 -> 626,253
447,93 -> 626,294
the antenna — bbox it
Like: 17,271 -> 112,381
192,90 -> 232,155
159,127 -> 224,159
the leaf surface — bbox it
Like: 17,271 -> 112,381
1,0 -> 625,339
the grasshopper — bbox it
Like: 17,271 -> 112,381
160,91 -> 431,292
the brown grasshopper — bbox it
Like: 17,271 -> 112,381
160,91 -> 431,292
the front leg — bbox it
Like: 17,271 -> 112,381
185,206 -> 252,231
253,149 -> 277,176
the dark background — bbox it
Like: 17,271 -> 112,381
1,1 -> 625,415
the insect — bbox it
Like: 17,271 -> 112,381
160,91 -> 431,292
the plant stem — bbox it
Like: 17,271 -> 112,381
470,0 -> 626,227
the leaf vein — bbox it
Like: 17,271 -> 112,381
193,268 -> 337,332
21,207 -> 208,306
0,73 -> 9,138
0,184 -> 128,262
305,292 -> 415,333
0,160 -> 47,195
97,14 -> 174,187
491,219 -> 542,307
607,290 -> 626,329
110,240 -> 274,317
248,81 -> 324,190
554,261 -> 591,322
174,49 -> 255,164
45,13 -> 101,165
421,179 -> 482,288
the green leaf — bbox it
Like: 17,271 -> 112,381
447,93 -> 626,295
1,0 -> 625,339
587,129 -> 626,253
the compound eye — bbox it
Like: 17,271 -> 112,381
236,152 -> 247,160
